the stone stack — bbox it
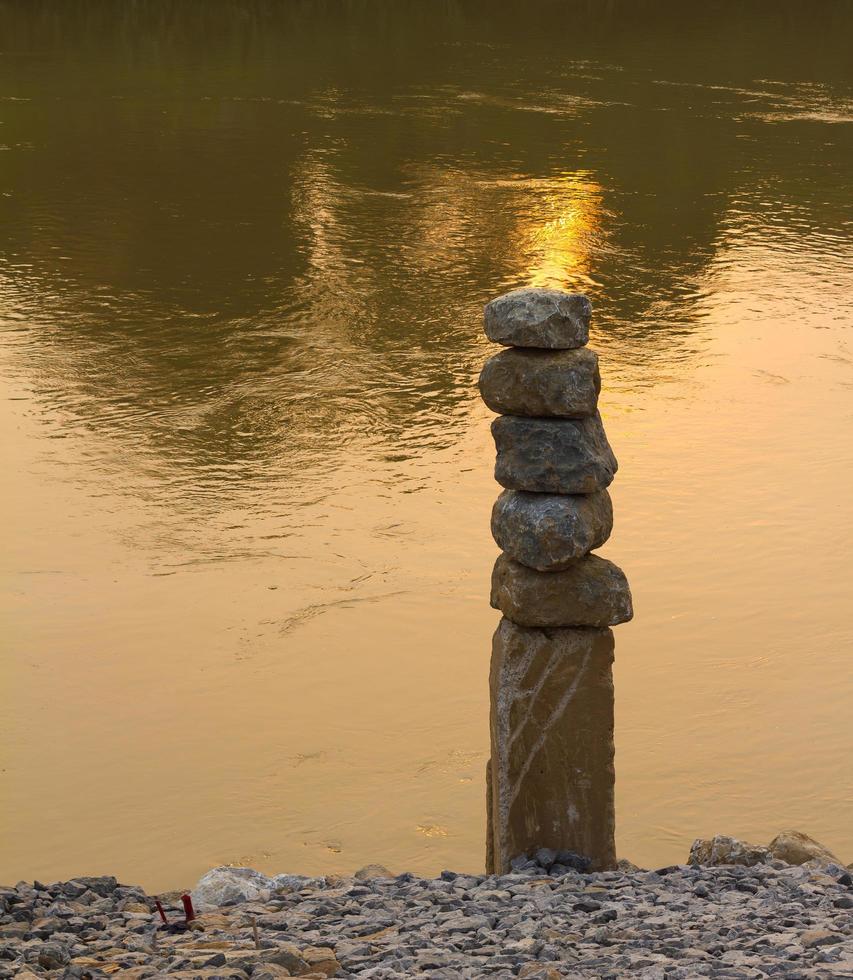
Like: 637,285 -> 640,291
479,287 -> 633,875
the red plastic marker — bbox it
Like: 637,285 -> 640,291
155,900 -> 169,925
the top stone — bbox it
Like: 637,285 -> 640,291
484,288 -> 591,349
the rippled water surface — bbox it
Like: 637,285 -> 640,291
2,1 -> 852,889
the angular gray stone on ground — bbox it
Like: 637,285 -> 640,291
768,830 -> 841,866
490,553 -> 633,628
484,287 -> 591,349
489,618 -> 616,874
491,489 -> 613,571
492,413 -> 617,494
478,347 -> 600,417
688,835 -> 771,867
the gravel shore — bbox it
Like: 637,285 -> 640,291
2,859 -> 852,979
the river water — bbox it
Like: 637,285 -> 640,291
2,1 -> 852,890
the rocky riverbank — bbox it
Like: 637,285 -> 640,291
2,834 -> 851,979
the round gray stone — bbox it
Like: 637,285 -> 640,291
484,288 -> 591,349
479,347 -> 600,418
491,413 -> 617,494
490,553 -> 633,628
491,489 -> 613,571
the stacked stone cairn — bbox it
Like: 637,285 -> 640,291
479,287 -> 633,876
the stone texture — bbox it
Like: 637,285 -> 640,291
479,347 -> 600,417
191,867 -> 274,909
491,489 -> 613,571
4,866 -> 853,978
484,287 -> 591,349
253,967 -> 294,980
488,618 -> 616,874
688,835 -> 771,867
768,830 -> 841,866
801,928 -> 845,948
492,413 -> 617,494
490,553 -> 633,628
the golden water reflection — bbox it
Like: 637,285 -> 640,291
1,1 -> 852,890
523,174 -> 604,289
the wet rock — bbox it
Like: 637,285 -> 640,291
488,618 -> 616,874
479,347 -> 600,417
768,830 -> 841,866
484,288 -> 591,349
191,867 -> 274,909
492,413 -> 617,494
353,864 -> 392,880
490,553 -> 633,628
688,835 -> 771,867
491,489 -> 613,571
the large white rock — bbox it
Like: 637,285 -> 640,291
191,866 -> 275,909
272,873 -> 318,892
688,836 -> 770,867
767,830 -> 841,866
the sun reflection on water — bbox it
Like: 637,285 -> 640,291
523,173 -> 604,289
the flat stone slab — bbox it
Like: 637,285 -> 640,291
492,413 -> 617,494
484,288 -> 591,349
488,618 -> 615,875
479,347 -> 600,418
490,553 -> 633,628
491,489 -> 613,571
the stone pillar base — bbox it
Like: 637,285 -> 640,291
487,618 -> 616,873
